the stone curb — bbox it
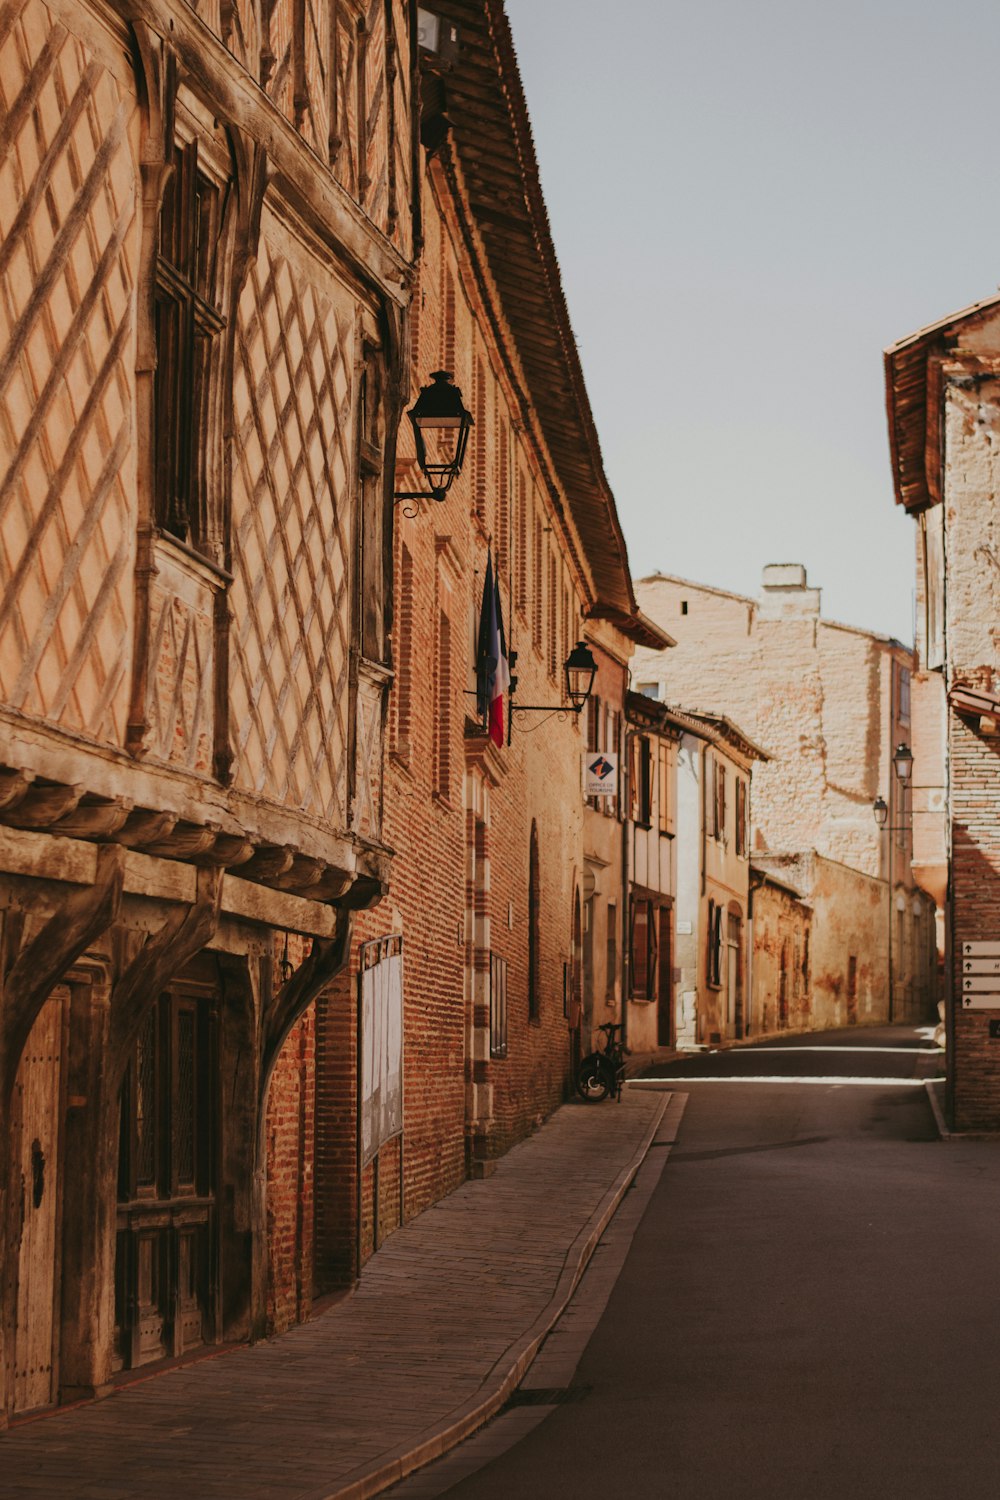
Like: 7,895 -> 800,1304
321,1092 -> 671,1500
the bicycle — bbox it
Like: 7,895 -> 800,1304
575,1021 -> 628,1103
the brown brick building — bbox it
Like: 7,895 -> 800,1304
886,292 -> 1000,1128
0,0 -> 413,1417
311,2 -> 662,1287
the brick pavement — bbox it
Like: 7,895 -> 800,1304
0,1090 -> 669,1500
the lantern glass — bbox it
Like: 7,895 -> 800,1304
407,370 -> 473,498
564,641 -> 597,711
892,743 -> 913,781
873,796 -> 889,829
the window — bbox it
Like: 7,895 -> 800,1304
630,734 -> 652,827
441,261 -> 455,371
433,609 -> 451,799
735,777 -> 748,857
706,899 -> 723,988
714,760 -> 727,841
532,513 -> 543,649
630,896 -> 658,1000
498,415 -> 509,575
680,600 -> 688,615
153,140 -> 226,552
636,682 -> 659,700
897,664 -> 911,724
489,953 -> 508,1058
658,740 -> 674,836
528,822 -> 540,1021
606,708 -> 619,819
547,550 -> 558,679
923,506 -> 944,670
392,543 -> 414,760
358,345 -> 386,661
605,901 -> 617,1006
517,472 -> 528,614
473,353 -> 487,524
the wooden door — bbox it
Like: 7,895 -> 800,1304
12,987 -> 68,1413
115,983 -> 218,1371
657,907 -> 673,1047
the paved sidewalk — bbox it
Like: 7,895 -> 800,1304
0,1090 -> 669,1500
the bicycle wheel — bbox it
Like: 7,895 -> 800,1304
575,1057 -> 612,1102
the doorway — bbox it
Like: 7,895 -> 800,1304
114,971 -> 219,1371
11,987 -> 68,1413
657,906 -> 673,1047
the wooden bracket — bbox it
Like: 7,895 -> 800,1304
108,866 -> 223,1086
1,845 -> 124,1108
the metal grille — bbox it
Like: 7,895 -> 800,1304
135,1008 -> 157,1188
175,1009 -> 196,1187
490,953 -> 508,1059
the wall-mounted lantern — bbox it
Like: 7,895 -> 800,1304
892,742 -> 913,781
872,744 -> 914,828
508,640 -> 598,719
564,641 -> 598,712
395,370 -> 473,506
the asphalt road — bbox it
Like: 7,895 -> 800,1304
393,1026 -> 1000,1500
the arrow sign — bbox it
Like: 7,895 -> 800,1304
962,996 -> 1000,1009
962,977 -> 1000,992
962,942 -> 1000,957
964,958 -> 1000,975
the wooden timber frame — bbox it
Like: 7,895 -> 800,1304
0,0 -> 412,1424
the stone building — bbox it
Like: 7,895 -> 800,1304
309,1 -> 660,1286
750,868 -> 813,1037
580,628 -> 674,1060
0,0 -> 413,1416
668,709 -> 765,1045
633,567 -> 937,1033
885,292 -> 1000,1127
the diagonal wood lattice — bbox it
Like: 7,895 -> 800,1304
0,0 -> 137,744
229,232 -> 354,825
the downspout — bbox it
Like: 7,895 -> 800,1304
620,699 -> 630,1050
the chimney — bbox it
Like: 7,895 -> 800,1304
759,563 -> 821,621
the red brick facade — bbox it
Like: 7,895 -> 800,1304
950,719 -> 1000,1129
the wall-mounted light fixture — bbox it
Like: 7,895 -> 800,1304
507,640 -> 597,719
872,743 -> 914,828
394,370 -> 473,507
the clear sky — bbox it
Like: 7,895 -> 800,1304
504,0 -> 1000,643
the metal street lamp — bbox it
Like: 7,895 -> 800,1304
564,641 -> 598,712
893,742 -> 913,781
508,641 -> 598,718
873,795 -> 889,829
395,370 -> 473,505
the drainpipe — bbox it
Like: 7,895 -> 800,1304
621,703 -> 630,1050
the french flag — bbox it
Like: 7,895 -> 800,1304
476,551 -> 510,748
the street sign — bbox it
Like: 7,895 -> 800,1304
962,977 -> 1000,993
961,996 -> 1000,1009
961,941 -> 1000,957
583,751 -> 617,797
964,957 -> 1000,975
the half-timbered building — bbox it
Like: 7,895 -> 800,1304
0,0 -> 414,1417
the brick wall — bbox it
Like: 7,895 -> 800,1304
751,878 -> 812,1036
265,933 -> 315,1333
951,717 -> 1000,1130
313,147 -> 594,1286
